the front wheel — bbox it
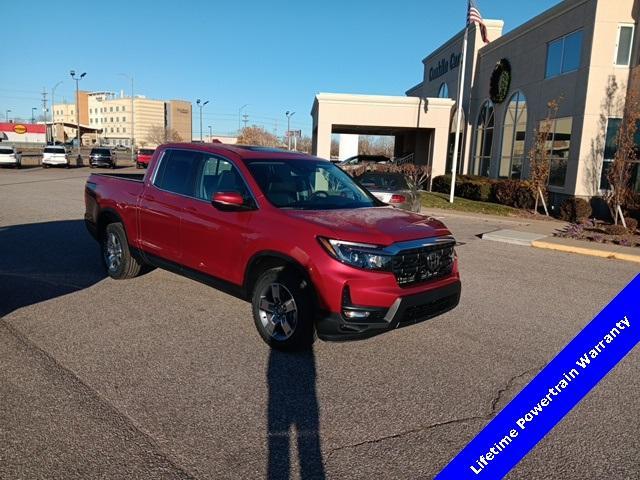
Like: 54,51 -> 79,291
101,222 -> 144,279
251,268 -> 315,351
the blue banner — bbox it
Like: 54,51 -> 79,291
436,274 -> 640,480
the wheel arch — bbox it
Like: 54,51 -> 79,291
96,208 -> 125,241
243,251 -> 316,302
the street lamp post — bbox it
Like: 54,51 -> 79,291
208,125 -> 212,141
285,111 -> 295,150
196,99 -> 209,142
51,81 -> 62,144
5,110 -> 11,122
70,70 -> 86,162
119,73 -> 135,164
238,104 -> 248,133
31,107 -> 37,123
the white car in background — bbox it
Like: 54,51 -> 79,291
0,145 -> 22,168
42,145 -> 70,168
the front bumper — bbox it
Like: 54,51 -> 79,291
316,279 -> 461,341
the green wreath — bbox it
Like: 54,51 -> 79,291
490,59 -> 512,104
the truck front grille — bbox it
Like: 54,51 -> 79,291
391,244 -> 455,287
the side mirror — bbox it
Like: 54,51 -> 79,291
212,191 -> 248,211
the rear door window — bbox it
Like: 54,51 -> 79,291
153,149 -> 201,197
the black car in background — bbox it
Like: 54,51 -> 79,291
89,148 -> 117,168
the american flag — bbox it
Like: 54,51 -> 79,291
468,0 -> 490,44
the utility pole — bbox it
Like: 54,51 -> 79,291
70,70 -> 86,162
51,81 -> 62,144
242,114 -> 249,129
41,88 -> 49,142
119,74 -> 135,163
31,107 -> 37,123
238,104 -> 248,133
196,99 -> 209,142
285,111 -> 295,150
5,110 -> 11,122
208,125 -> 212,141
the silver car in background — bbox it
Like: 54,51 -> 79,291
357,171 -> 421,212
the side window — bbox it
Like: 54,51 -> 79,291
154,149 -> 201,196
196,156 -> 252,202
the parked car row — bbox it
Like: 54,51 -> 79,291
0,144 -> 156,169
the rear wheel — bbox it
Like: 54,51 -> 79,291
101,222 -> 144,279
251,268 -> 315,351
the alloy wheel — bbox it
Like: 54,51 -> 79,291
104,232 -> 123,273
258,283 -> 298,341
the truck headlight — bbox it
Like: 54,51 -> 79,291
318,237 -> 392,271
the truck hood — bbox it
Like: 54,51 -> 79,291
286,207 -> 451,245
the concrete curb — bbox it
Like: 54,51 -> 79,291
532,239 -> 640,264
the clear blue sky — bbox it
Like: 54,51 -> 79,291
3,0 -> 560,137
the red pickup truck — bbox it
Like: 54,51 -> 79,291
85,143 -> 461,350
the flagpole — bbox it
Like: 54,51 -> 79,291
449,23 -> 469,203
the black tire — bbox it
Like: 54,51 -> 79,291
136,163 -> 142,169
251,267 -> 315,351
101,222 -> 144,279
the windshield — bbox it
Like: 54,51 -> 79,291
44,147 -> 65,153
138,149 -> 154,155
91,148 -> 110,154
0,148 -> 14,154
358,172 -> 408,190
246,159 -> 380,210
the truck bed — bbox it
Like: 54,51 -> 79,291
91,172 -> 145,182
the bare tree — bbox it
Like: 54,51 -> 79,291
146,125 -> 183,145
237,125 -> 280,147
359,136 -> 395,157
527,98 -> 561,215
604,80 -> 640,225
296,136 -> 312,154
330,138 -> 339,158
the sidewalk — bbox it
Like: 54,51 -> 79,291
422,207 -> 640,265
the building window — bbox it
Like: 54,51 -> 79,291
473,101 -> 494,177
116,106 -> 120,112
123,127 -> 126,133
111,127 -> 114,133
117,127 -> 120,133
615,25 -> 635,66
499,92 -> 528,179
438,82 -> 449,98
544,117 -> 573,187
600,118 -> 640,191
110,117 -> 113,122
446,109 -> 466,175
546,30 -> 583,78
122,106 -> 126,111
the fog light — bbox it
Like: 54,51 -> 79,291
343,310 -> 370,319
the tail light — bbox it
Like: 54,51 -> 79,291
389,194 -> 406,204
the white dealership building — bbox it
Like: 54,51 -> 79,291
311,0 -> 639,203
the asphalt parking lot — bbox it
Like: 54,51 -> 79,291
1,166 -> 638,480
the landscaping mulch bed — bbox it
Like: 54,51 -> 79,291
554,220 -> 640,247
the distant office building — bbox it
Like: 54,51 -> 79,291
52,91 -> 192,148
312,0 -> 640,203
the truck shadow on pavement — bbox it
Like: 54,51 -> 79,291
267,348 -> 326,480
0,219 -> 106,317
